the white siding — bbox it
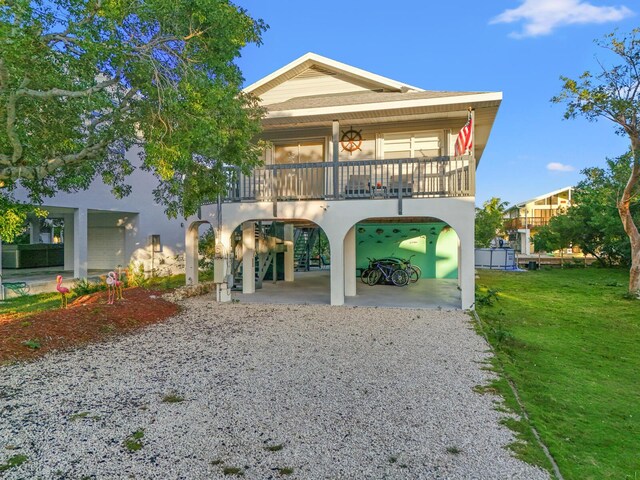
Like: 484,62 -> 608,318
88,227 -> 125,269
260,69 -> 376,105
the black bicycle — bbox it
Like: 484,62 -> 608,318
365,260 -> 409,286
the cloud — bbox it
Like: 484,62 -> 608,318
547,162 -> 575,172
491,0 -> 634,38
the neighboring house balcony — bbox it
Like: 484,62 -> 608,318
223,154 -> 474,206
504,217 -> 552,230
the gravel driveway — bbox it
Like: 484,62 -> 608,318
1,298 -> 549,479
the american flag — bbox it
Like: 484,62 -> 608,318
454,114 -> 473,156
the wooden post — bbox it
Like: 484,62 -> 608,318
469,107 -> 476,195
332,120 -> 339,199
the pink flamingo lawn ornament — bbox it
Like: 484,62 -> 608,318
114,271 -> 124,301
56,275 -> 70,308
106,271 -> 116,304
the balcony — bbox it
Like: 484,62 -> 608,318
223,155 -> 474,203
504,217 -> 552,230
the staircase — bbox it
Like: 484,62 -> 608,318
232,222 -> 283,288
294,227 -> 320,271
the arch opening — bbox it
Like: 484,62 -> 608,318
227,218 -> 332,305
349,216 -> 462,308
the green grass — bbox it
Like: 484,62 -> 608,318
0,291 -> 62,317
0,454 -> 28,472
123,429 -> 144,452
476,268 -> 640,480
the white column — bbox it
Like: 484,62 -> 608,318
242,221 -> 256,294
63,213 -> 74,271
284,223 -> 294,282
459,228 -> 475,310
29,218 -> 41,244
185,223 -> 199,285
73,208 -> 88,279
330,233 -> 344,306
344,226 -> 356,297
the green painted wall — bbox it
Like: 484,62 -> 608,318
355,222 -> 458,279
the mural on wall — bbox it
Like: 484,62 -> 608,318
355,222 -> 458,279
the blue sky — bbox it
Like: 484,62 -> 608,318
234,0 -> 637,207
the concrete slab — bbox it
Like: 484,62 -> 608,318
232,270 -> 461,309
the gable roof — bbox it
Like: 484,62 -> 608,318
244,52 -> 423,97
509,186 -> 574,210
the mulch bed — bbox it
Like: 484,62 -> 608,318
0,288 -> 179,364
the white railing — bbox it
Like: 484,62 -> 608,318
223,155 -> 474,202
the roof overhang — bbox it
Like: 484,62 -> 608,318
261,92 -> 502,165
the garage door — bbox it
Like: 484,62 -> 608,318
88,227 -> 125,269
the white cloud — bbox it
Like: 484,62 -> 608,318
491,0 -> 634,38
547,162 -> 575,172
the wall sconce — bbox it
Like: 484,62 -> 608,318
149,234 -> 162,253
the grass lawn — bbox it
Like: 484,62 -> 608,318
476,267 -> 639,480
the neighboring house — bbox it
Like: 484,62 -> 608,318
504,186 -> 573,254
186,53 -> 502,309
7,150 -> 185,279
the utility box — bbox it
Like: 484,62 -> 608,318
213,258 -> 226,283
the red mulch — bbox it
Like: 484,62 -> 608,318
0,288 -> 179,363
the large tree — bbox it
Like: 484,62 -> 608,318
0,0 -> 266,240
475,197 -> 509,248
553,29 -> 640,296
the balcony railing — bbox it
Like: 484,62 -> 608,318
504,217 -> 552,230
222,155 -> 474,203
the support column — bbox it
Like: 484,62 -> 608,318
344,226 -> 356,297
460,228 -> 475,310
73,208 -> 88,279
185,223 -> 199,285
332,120 -> 339,199
242,221 -> 256,294
330,233 -> 344,306
29,218 -> 41,244
284,224 -> 294,282
63,213 -> 74,271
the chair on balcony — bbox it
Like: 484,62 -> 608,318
388,175 -> 413,197
345,175 -> 370,198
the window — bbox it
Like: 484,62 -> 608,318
274,140 -> 325,164
382,131 -> 442,159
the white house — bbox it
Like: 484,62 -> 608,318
185,53 -> 502,310
6,53 -> 501,309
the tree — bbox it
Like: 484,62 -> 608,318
0,0 -> 267,240
475,197 -> 509,248
553,29 -> 640,296
532,211 -> 575,267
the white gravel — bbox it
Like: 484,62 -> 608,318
0,298 -> 549,479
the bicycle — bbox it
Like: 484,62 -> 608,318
365,260 -> 409,286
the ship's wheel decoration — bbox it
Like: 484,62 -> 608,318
341,127 -> 363,153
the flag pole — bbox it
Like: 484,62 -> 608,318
469,106 -> 475,158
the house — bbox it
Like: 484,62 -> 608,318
504,186 -> 573,254
6,151 -> 186,285
185,53 -> 502,310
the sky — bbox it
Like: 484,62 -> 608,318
233,0 -> 638,207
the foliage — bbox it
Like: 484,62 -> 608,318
476,268 -> 640,479
72,278 -> 103,296
475,197 -> 509,247
0,454 -> 28,472
21,338 -> 40,349
123,429 -> 144,452
0,0 -> 267,239
553,29 -> 640,294
126,262 -> 147,287
198,226 -> 216,270
531,210 -> 575,258
0,196 -> 46,243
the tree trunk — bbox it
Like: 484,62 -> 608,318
618,138 -> 640,296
